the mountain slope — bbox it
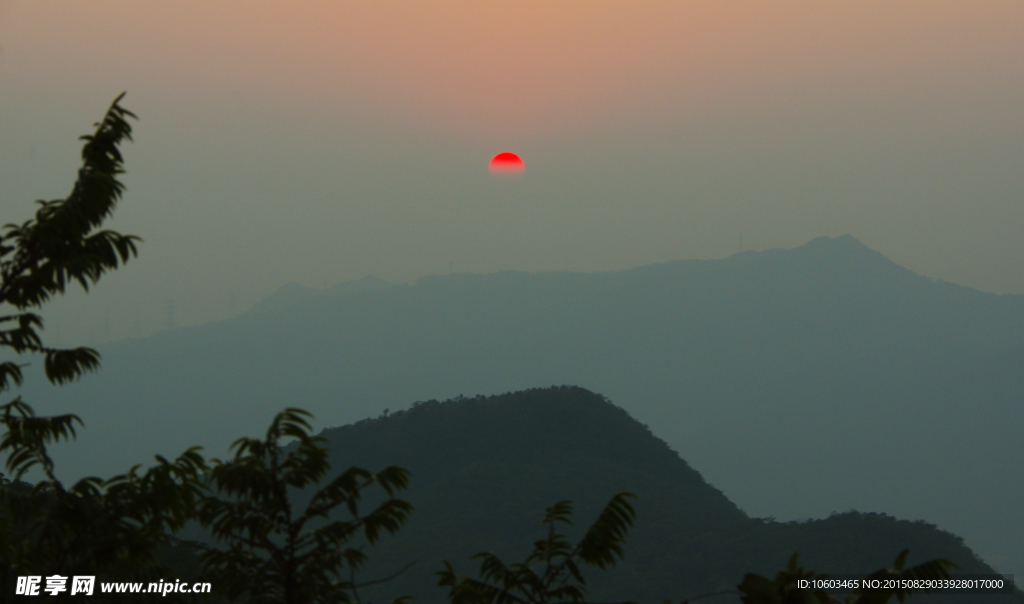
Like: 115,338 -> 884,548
311,387 -> 1017,604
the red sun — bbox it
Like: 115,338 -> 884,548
489,152 -> 525,176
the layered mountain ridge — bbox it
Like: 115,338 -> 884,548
22,235 -> 1024,578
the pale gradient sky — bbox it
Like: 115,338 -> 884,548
1,1 -> 1022,344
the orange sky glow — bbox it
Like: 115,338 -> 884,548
4,1 -> 1021,140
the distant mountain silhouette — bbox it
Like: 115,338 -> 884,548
307,387 -> 1019,604
23,235 -> 1024,580
246,275 -> 391,315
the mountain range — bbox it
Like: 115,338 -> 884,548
21,235 -> 1024,579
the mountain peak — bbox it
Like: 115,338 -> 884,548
797,234 -> 876,255
762,234 -> 909,280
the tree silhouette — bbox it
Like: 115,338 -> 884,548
0,94 -> 210,600
199,408 -> 413,604
438,492 -> 637,604
0,91 -> 141,483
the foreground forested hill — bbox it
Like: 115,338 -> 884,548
304,386 -> 1018,604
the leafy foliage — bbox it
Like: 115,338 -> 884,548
0,94 -> 211,601
0,98 -> 414,602
0,396 -> 82,481
0,92 -> 139,392
438,492 -> 637,604
0,90 -> 129,545
199,408 -> 414,604
1,447 -> 206,598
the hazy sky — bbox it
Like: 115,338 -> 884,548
1,1 -> 1022,345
